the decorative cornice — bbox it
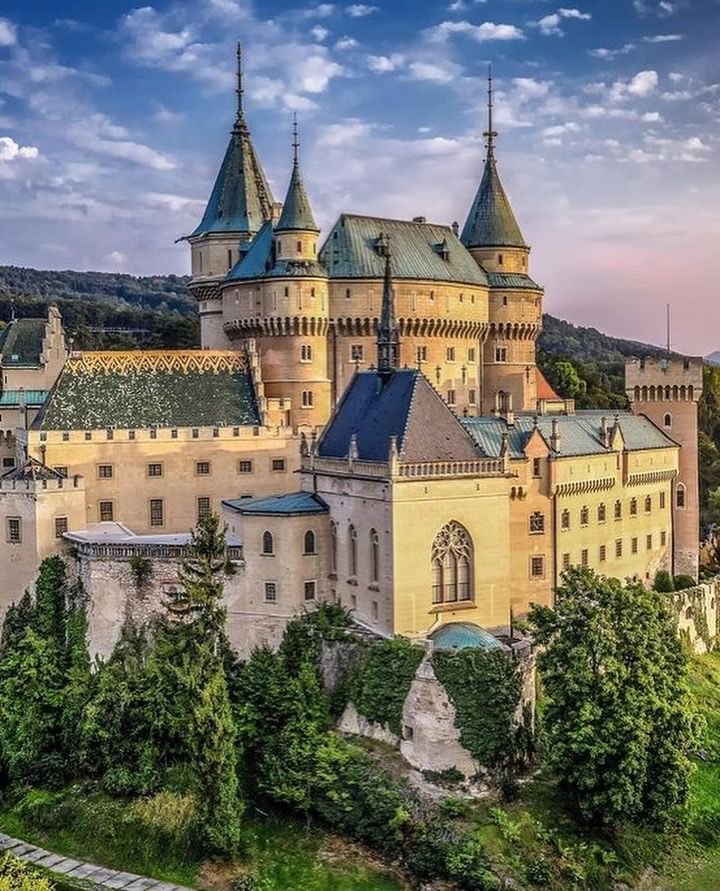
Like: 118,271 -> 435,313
626,469 -> 677,487
64,350 -> 247,376
553,477 -> 616,497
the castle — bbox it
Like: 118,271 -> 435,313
0,49 -> 703,659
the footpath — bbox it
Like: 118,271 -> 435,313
0,832 -> 193,890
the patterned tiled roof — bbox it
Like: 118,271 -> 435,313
461,157 -> 527,249
190,117 -> 274,237
0,390 -> 47,406
485,272 -> 541,290
223,492 -> 328,516
461,411 -> 676,459
0,319 -> 46,367
320,215 -> 489,285
34,351 -> 260,430
319,369 -> 479,463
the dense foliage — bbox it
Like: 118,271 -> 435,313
530,567 -> 696,826
350,637 -> 424,735
0,854 -> 53,891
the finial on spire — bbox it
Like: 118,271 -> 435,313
292,112 -> 299,164
483,64 -> 497,162
377,234 -> 400,376
236,42 -> 244,120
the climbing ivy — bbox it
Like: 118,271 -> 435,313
433,649 -> 522,769
350,638 -> 424,736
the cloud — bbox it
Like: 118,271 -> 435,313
335,36 -> 359,50
542,122 -> 583,137
105,250 -> 128,268
305,3 -> 334,17
67,114 -> 176,171
0,136 -> 39,161
153,103 -> 184,124
428,20 -> 525,42
589,43 -> 636,60
590,69 -> 660,103
407,62 -> 455,84
641,111 -> 663,122
643,33 -> 683,42
0,17 -> 17,46
367,53 -> 404,73
631,135 -> 712,162
311,25 -> 330,41
316,119 -> 375,146
536,8 -> 591,37
346,4 -> 378,16
627,69 -> 659,97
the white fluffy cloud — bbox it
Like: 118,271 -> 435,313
537,8 -> 591,37
335,36 -> 359,50
311,25 -> 330,42
346,4 -> 378,16
0,17 -> 17,46
429,20 -> 525,42
67,115 -> 176,170
407,62 -> 454,84
367,53 -> 404,73
0,136 -> 39,161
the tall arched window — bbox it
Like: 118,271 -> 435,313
431,521 -> 473,604
330,522 -> 337,573
262,531 -> 274,555
644,495 -> 652,513
664,413 -> 672,428
370,529 -> 379,583
676,483 -> 686,509
348,524 -> 357,577
303,530 -> 315,554
580,505 -> 589,527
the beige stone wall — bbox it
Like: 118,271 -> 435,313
467,246 -> 530,275
29,425 -> 303,534
197,299 -> 229,350
672,580 -> 718,654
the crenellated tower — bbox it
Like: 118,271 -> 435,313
461,69 -> 543,415
185,44 -> 276,348
223,118 -> 331,427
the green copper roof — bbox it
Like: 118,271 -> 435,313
430,622 -> 503,652
320,215 -> 488,285
0,390 -> 47,406
461,157 -> 527,249
191,117 -> 274,238
486,272 -> 541,290
0,319 -> 46,367
34,351 -> 260,430
223,492 -> 328,516
275,159 -> 319,233
227,221 -> 329,281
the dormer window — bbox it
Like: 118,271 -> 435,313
375,232 -> 390,257
435,238 -> 450,261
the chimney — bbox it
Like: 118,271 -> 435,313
600,416 -> 608,447
451,221 -> 459,237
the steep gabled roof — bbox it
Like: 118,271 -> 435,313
190,117 -> 274,238
318,369 -> 479,463
320,215 -> 488,285
33,351 -> 260,430
0,318 -> 46,367
461,156 -> 527,249
227,220 -> 329,282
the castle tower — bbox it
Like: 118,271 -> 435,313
461,69 -> 542,414
626,357 -> 704,579
186,44 -> 275,348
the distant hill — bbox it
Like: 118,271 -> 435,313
706,352 -> 720,367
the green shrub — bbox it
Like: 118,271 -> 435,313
525,858 -> 552,885
654,570 -> 675,592
674,574 -> 697,591
0,854 -> 53,891
350,637 -> 424,735
16,788 -> 78,830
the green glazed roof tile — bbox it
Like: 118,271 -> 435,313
223,492 -> 328,515
461,157 -> 527,249
485,272 -> 541,290
430,622 -> 503,651
0,390 -> 47,406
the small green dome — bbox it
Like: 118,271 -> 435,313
430,622 -> 503,652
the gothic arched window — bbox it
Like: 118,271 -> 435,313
598,503 -> 606,523
664,413 -> 672,428
370,529 -> 379,583
303,530 -> 316,555
431,522 -> 473,604
676,483 -> 686,509
262,531 -> 274,555
348,524 -> 357,577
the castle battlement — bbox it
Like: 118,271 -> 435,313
0,474 -> 84,494
625,357 -> 704,396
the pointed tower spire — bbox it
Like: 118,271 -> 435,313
189,45 -> 274,238
460,67 -> 526,250
377,235 -> 400,375
275,116 -> 319,233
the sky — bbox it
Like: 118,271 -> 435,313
0,1 -> 718,355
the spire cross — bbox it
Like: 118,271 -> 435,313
483,64 -> 497,161
292,112 -> 299,164
236,42 -> 244,119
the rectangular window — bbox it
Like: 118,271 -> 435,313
371,600 -> 379,620
495,347 -> 508,363
272,459 -> 286,472
197,497 -> 211,522
447,389 -> 456,405
128,430 -> 136,441
238,460 -> 253,474
631,537 -> 638,554
530,556 -> 545,578
97,464 -> 113,479
149,499 -> 164,527
196,461 -> 211,476
171,429 -> 178,439
147,463 -> 163,477
54,466 -> 68,478
581,549 -> 589,567
192,429 -> 199,439
264,582 -> 278,603
350,344 -> 364,362
304,580 -> 317,601
532,458 -> 541,478
647,534 -> 653,550
416,345 -> 427,363
468,389 -> 476,405
84,431 -> 91,441
149,428 -> 157,440
529,512 -> 545,534
562,553 -> 570,570
213,428 -> 219,438
99,501 -> 114,522
2,457 -> 15,469
6,517 -> 21,543
446,347 -> 455,362
661,530 -> 667,547
106,428 -> 114,441
599,545 -> 606,562
615,539 -> 623,558
302,390 -> 314,407
55,517 -> 68,539
62,431 -> 70,442
467,347 -> 476,363
660,491 -> 666,509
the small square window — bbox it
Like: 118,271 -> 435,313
99,501 -> 114,522
302,390 -> 314,408
128,430 -> 136,440
98,464 -> 113,479
304,580 -> 317,601
84,431 -> 92,441
233,427 -> 240,437
529,512 -> 545,534
7,517 -> 22,543
62,431 -> 70,442
495,347 -> 507,363
264,582 -> 278,603
213,428 -> 220,438
106,428 -> 114,441
2,457 -> 15,469
40,432 -> 48,442
238,460 -> 253,474
350,344 -> 364,362
147,463 -> 163,477
196,461 -> 211,476
55,517 -> 68,539
149,428 -> 157,440
272,459 -> 286,472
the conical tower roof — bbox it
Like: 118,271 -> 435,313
275,117 -> 319,233
460,69 -> 526,250
191,45 -> 274,237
